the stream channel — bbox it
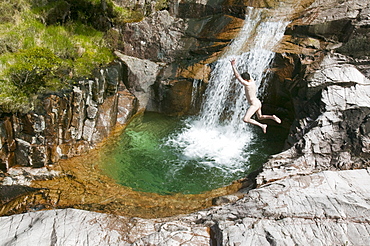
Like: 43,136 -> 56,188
23,7 -> 293,219
98,7 -> 289,195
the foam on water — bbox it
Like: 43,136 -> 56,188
166,120 -> 254,169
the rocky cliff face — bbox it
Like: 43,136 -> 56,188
115,0 -> 370,174
113,1 -> 246,115
258,0 -> 370,184
0,62 -> 138,171
1,0 -> 370,245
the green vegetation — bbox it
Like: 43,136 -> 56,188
0,0 -> 29,24
112,6 -> 144,23
0,0 -> 170,113
7,47 -> 62,93
155,0 -> 169,11
0,0 -> 118,113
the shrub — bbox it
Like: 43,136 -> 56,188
6,47 -> 62,94
112,5 -> 144,24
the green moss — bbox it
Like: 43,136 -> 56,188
42,26 -> 76,59
155,0 -> 169,11
112,6 -> 144,23
0,79 -> 30,113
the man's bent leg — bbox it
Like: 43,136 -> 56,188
243,106 -> 267,133
256,108 -> 281,124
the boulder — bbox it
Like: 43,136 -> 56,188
121,10 -> 187,63
114,51 -> 159,111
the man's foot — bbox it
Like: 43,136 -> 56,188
272,115 -> 281,124
261,124 -> 267,134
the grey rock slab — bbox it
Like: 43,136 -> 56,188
307,54 -> 370,88
215,217 -> 370,246
1,169 -> 370,245
0,209 -> 125,246
0,208 -> 210,246
208,169 -> 370,245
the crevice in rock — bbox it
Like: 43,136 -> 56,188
209,223 -> 222,246
265,230 -> 277,246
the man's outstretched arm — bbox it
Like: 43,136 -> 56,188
230,59 -> 248,86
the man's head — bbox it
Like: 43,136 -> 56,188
241,72 -> 251,81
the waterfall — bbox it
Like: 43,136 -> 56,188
166,8 -> 288,170
191,79 -> 201,107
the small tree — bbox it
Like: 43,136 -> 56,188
7,47 -> 62,94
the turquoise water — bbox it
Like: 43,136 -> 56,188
99,112 -> 287,195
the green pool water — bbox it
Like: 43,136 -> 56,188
99,112 -> 287,195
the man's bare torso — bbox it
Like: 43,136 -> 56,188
243,79 -> 260,106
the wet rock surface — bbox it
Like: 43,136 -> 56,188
1,169 -> 369,245
1,0 -> 370,245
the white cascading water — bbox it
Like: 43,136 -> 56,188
166,8 -> 289,172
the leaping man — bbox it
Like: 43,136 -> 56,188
230,59 -> 281,133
